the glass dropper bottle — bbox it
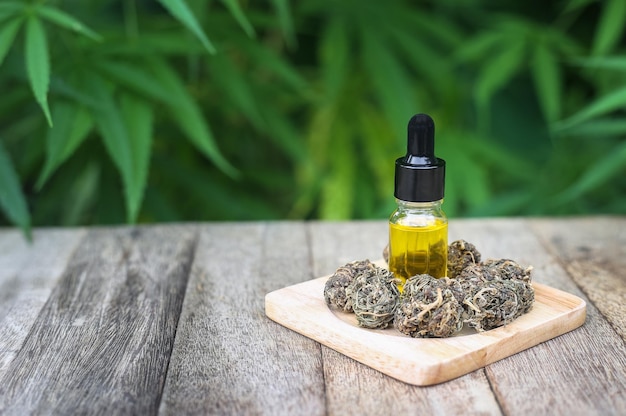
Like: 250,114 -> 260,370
388,114 -> 448,288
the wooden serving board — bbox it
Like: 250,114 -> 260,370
265,268 -> 586,386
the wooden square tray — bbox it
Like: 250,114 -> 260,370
265,269 -> 586,386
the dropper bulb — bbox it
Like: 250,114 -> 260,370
394,113 -> 445,202
406,113 -> 435,165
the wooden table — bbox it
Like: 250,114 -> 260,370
0,217 -> 624,415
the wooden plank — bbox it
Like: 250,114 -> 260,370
266,277 -> 586,386
0,228 -> 85,377
530,216 -> 626,341
0,218 -> 621,415
0,226 -> 197,415
323,345 -> 500,416
308,221 -> 503,415
159,222 -> 326,415
451,218 -> 626,416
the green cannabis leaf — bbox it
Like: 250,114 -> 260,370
149,58 -> 238,178
25,16 -> 53,126
0,140 -> 31,239
158,0 -> 216,54
36,102 -> 93,190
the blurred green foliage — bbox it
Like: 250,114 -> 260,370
1,0 -> 625,236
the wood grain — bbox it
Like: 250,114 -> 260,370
0,226 -> 197,415
0,218 -> 624,416
530,216 -> 626,341
451,218 -> 626,416
0,229 -> 85,377
159,222 -> 326,415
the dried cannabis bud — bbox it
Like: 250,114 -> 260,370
458,263 -> 497,289
447,239 -> 481,278
459,259 -> 533,288
463,279 -> 533,331
324,259 -> 377,312
512,279 -> 535,315
459,258 -> 535,331
348,268 -> 400,329
483,259 -> 533,282
394,274 -> 464,338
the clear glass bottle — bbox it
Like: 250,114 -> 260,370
389,114 -> 447,288
388,199 -> 448,285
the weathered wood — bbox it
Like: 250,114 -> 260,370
0,228 -> 85,377
530,216 -> 626,341
308,221 -> 503,415
159,222 -> 325,415
322,345 -> 502,416
0,226 -> 197,415
451,218 -> 626,416
0,218 -> 624,415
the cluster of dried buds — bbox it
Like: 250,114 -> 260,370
325,240 -> 535,337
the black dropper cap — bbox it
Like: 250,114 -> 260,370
394,114 -> 445,202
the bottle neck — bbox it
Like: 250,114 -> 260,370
390,198 -> 447,226
396,198 -> 444,210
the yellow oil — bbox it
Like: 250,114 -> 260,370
388,220 -> 448,286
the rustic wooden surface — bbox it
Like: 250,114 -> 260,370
0,217 -> 624,415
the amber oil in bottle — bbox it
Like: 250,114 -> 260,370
388,200 -> 448,286
389,114 -> 448,288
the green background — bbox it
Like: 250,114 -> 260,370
1,0 -> 625,238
